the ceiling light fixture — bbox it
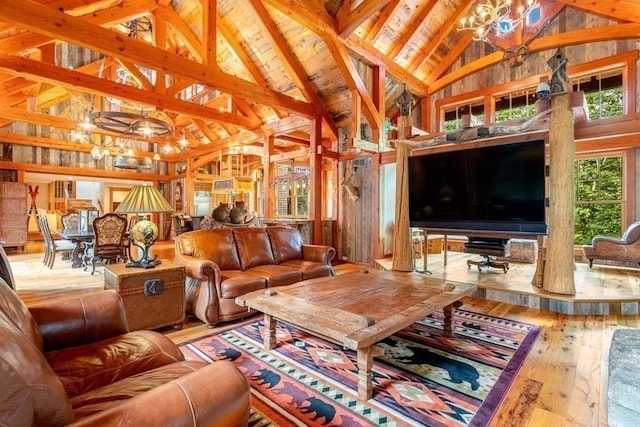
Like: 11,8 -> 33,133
459,0 -> 539,42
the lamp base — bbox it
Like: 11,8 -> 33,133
126,259 -> 162,269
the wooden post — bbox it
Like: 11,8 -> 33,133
391,115 -> 414,272
543,92 -> 575,295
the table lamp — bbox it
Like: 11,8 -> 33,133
114,182 -> 174,268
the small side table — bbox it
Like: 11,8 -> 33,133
104,261 -> 186,331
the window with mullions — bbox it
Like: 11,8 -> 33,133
443,103 -> 484,131
273,164 -> 309,218
572,70 -> 623,119
574,156 -> 623,245
495,88 -> 537,122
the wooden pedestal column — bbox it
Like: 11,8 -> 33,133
543,93 -> 576,295
392,116 -> 414,272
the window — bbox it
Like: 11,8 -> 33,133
443,102 -> 484,131
574,156 -> 623,244
572,70 -> 623,119
495,88 -> 537,122
273,164 -> 309,218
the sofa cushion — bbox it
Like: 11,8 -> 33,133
266,226 -> 303,264
70,361 -> 205,419
219,271 -> 267,299
0,313 -> 74,427
280,260 -> 333,280
233,228 -> 275,270
178,229 -> 241,271
46,330 -> 185,398
245,265 -> 302,288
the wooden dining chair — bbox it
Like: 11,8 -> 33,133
83,213 -> 127,275
37,215 -> 75,269
61,212 -> 79,230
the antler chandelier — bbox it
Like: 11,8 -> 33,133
459,0 -> 539,42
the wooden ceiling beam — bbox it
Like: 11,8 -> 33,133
429,23 -> 640,95
556,0 -> 640,23
114,58 -> 155,92
0,0 -> 315,117
152,7 -> 168,94
203,0 -> 217,68
217,15 -> 287,119
425,31 -> 475,85
407,0 -> 475,73
163,5 -> 204,62
0,0 -> 157,55
363,0 -> 401,44
262,0 -> 337,35
0,159 -> 167,181
193,118 -> 218,143
0,54 -> 261,129
336,0 -> 393,37
249,0 -> 338,140
324,36 -> 379,131
264,0 -> 429,96
386,0 -> 439,60
0,77 -> 40,97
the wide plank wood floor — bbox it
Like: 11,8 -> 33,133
7,241 -> 637,427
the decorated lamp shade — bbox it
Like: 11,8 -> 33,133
114,183 -> 173,215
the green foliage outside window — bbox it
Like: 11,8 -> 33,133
584,88 -> 623,119
574,157 -> 622,245
495,104 -> 536,122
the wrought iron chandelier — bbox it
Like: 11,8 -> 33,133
459,0 -> 539,42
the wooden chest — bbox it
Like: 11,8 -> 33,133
104,261 -> 186,331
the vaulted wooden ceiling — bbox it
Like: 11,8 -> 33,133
0,0 -> 639,166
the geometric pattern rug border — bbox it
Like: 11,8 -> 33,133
179,309 -> 541,427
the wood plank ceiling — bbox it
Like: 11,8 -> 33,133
0,0 -> 639,165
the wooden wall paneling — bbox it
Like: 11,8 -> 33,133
0,182 -> 27,251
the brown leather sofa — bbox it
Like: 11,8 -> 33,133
0,277 -> 250,426
582,221 -> 640,268
174,226 -> 336,327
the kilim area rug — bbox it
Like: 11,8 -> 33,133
179,309 -> 540,426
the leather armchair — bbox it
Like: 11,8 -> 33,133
0,275 -> 250,426
582,221 -> 640,268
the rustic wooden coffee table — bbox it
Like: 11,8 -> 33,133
235,269 -> 477,400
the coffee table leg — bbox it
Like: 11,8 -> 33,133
263,314 -> 277,350
356,347 -> 373,401
443,301 -> 464,337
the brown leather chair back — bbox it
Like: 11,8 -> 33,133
0,245 -> 16,290
266,226 -> 303,264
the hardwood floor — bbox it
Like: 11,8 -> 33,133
6,241 -> 636,426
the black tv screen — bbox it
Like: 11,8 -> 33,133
408,140 -> 547,234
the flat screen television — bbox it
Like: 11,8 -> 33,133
408,139 -> 547,234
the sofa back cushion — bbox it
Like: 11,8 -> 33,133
233,228 -> 275,270
266,226 -> 303,264
176,229 -> 241,271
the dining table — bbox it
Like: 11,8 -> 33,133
57,228 -> 95,268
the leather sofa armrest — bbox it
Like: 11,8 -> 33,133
29,290 -> 129,352
69,361 -> 250,427
302,244 -> 336,265
174,252 -> 221,283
